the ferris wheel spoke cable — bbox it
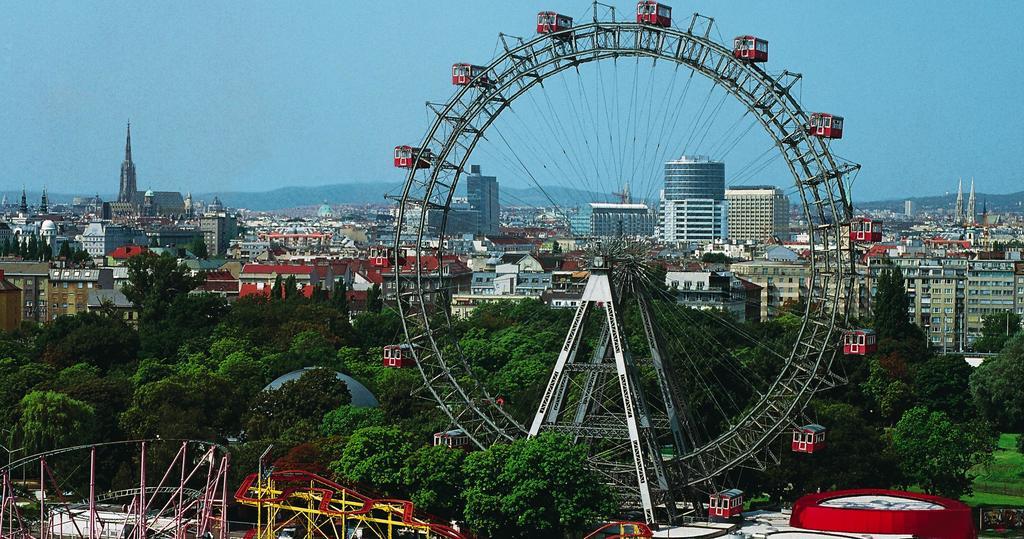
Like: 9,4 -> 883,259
647,300 -> 759,412
630,59 -> 661,193
558,68 -> 600,187
497,105 -> 580,211
578,66 -> 604,189
688,89 -> 731,158
529,78 -> 592,187
729,144 -> 784,187
706,108 -> 754,160
641,295 -> 746,421
639,69 -> 697,204
634,63 -> 684,203
642,282 -> 775,404
643,271 -> 789,372
595,54 -> 618,199
617,57 -> 640,193
677,83 -> 716,158
489,123 -> 569,224
714,116 -> 759,162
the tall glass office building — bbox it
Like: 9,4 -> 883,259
660,155 -> 728,244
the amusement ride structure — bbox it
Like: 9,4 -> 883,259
390,1 -> 875,526
0,440 -> 230,539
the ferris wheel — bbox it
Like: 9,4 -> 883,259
387,1 -> 869,525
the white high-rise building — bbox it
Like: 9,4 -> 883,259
724,186 -> 790,242
660,156 -> 727,244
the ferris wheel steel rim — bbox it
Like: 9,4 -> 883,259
392,17 -> 857,486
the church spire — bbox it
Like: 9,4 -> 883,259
19,187 -> 27,215
125,121 -> 132,162
40,186 -> 48,214
118,121 -> 138,204
967,177 -> 976,226
955,177 -> 964,226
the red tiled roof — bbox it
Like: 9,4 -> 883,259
239,282 -> 315,299
109,245 -> 149,259
198,270 -> 239,293
241,264 -> 314,275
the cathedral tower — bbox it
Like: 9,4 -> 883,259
118,122 -> 138,203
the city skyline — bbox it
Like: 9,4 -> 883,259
2,2 -> 1023,200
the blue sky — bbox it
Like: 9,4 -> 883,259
1,1 -> 1022,201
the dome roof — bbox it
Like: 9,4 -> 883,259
40,220 -> 56,232
263,368 -> 379,408
144,189 -> 155,197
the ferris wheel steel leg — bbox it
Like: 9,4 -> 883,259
529,300 -> 592,435
572,326 -> 610,428
601,284 -> 665,524
636,292 -> 693,456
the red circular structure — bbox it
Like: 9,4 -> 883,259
790,489 -> 975,539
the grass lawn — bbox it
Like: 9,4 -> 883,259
967,433 -> 1024,508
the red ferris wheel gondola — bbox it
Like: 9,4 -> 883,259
843,329 -> 877,356
849,217 -> 882,243
537,11 -> 573,36
452,63 -> 493,87
792,424 -> 827,454
383,344 -> 414,368
709,489 -> 744,519
808,112 -> 844,139
733,35 -> 768,62
636,1 -> 671,27
393,145 -> 433,169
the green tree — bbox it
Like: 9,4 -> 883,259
402,445 -> 466,519
0,359 -> 54,432
217,350 -> 270,398
26,234 -> 39,260
366,283 -> 383,313
17,390 -> 97,452
191,235 -> 209,259
120,371 -> 241,440
973,312 -> 1023,353
873,266 -> 913,342
971,332 -> 1024,431
320,405 -> 385,437
57,241 -> 71,260
283,275 -> 299,301
36,312 -> 139,371
912,354 -> 973,421
72,247 -> 91,264
48,363 -> 132,443
352,309 -> 402,349
122,252 -> 204,322
245,368 -> 351,440
332,280 -> 349,318
271,275 -> 283,301
329,426 -> 411,493
891,406 -> 996,498
700,252 -> 731,264
743,401 -> 901,502
462,433 -> 616,538
138,293 -> 228,360
0,237 -> 10,257
273,442 -> 329,476
862,354 -> 915,424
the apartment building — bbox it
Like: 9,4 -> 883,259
47,268 -> 115,319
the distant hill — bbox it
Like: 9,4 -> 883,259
194,182 -> 619,211
857,191 -> 1024,213
11,183 -> 1020,214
